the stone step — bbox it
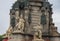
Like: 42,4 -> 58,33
31,15 -> 40,17
30,2 -> 42,6
31,13 -> 40,16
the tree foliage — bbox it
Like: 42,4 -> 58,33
0,35 -> 3,41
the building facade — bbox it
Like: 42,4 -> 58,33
4,0 -> 60,41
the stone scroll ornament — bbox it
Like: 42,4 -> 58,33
19,0 -> 28,10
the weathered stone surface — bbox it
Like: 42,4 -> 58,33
8,34 -> 25,41
33,39 -> 44,41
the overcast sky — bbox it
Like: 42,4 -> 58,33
0,0 -> 60,35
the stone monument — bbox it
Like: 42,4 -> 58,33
4,0 -> 60,41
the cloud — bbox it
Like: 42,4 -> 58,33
0,0 -> 15,35
48,0 -> 60,32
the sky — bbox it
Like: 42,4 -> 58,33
0,0 -> 60,35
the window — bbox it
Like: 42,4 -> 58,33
28,13 -> 31,24
11,17 -> 15,27
41,14 -> 46,25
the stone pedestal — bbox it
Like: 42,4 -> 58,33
33,39 -> 44,41
8,34 -> 25,41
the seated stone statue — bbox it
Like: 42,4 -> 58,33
33,25 -> 42,39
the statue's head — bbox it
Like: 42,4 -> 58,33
20,14 -> 23,18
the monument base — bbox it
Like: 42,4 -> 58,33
33,39 -> 44,41
8,34 -> 25,41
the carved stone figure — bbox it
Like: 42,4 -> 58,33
17,14 -> 25,32
33,25 -> 42,39
38,29 -> 42,39
7,26 -> 13,36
